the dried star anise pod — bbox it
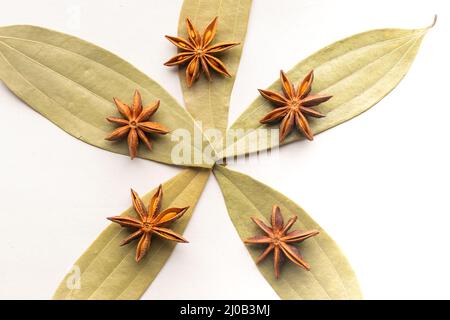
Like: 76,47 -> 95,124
164,16 -> 240,87
108,185 -> 189,262
105,90 -> 169,159
259,70 -> 332,142
244,205 -> 319,279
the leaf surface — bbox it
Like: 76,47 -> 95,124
219,23 -> 432,158
0,25 -> 212,167
214,165 -> 361,299
177,0 -> 252,143
53,168 -> 210,300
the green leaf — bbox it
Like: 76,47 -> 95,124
177,0 -> 252,142
213,165 -> 361,299
219,21 -> 433,159
0,25 -> 213,168
53,168 -> 210,300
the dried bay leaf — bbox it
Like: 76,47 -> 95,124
177,0 -> 252,144
213,165 -> 362,299
0,25 -> 213,168
219,21 -> 434,159
53,168 -> 210,300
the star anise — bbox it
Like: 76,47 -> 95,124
244,205 -> 319,279
164,17 -> 240,87
108,185 -> 189,262
259,70 -> 332,142
105,90 -> 169,159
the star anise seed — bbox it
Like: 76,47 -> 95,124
244,205 -> 319,279
108,185 -> 189,262
105,90 -> 169,159
259,70 -> 332,142
164,16 -> 240,87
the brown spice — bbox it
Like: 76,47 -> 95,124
259,70 -> 332,142
105,90 -> 169,159
164,17 -> 240,87
108,185 -> 189,262
244,205 -> 319,278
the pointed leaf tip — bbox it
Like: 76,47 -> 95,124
429,15 -> 437,29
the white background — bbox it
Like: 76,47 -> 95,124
0,0 -> 449,299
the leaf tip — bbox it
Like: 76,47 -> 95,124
429,14 -> 438,29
